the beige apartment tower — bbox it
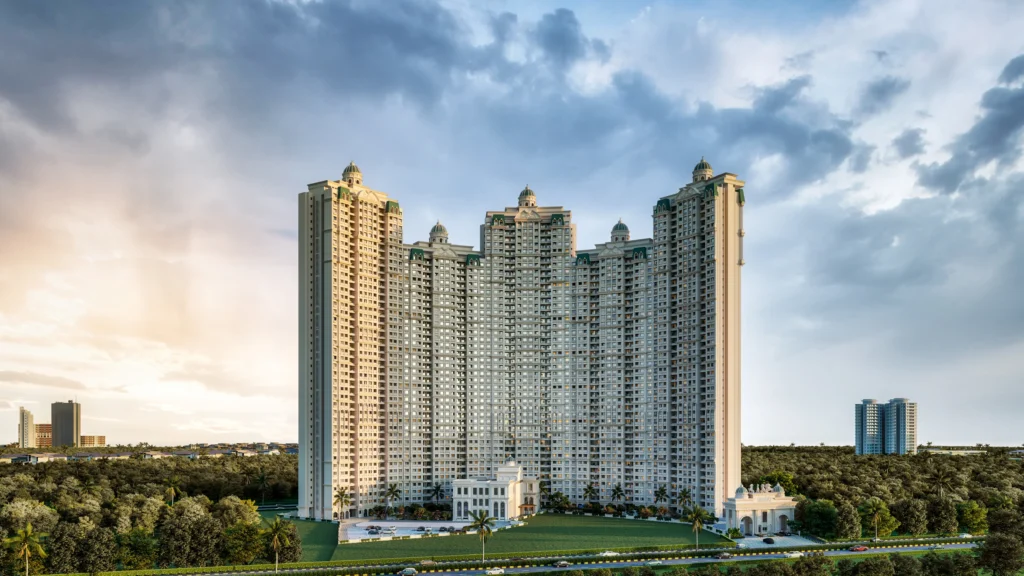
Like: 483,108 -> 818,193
18,407 -> 35,449
298,159 -> 744,520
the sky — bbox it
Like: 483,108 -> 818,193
1,0 -> 1023,447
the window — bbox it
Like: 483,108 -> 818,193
762,512 -> 768,522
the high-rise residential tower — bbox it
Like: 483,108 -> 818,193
884,398 -> 918,455
17,407 -> 35,449
51,400 -> 81,448
298,159 -> 745,520
855,398 -> 918,455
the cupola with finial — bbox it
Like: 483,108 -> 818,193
611,219 -> 630,242
692,156 -> 713,182
429,221 -> 449,244
518,185 -> 537,207
343,161 -> 362,187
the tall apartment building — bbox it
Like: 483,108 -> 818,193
17,407 -> 35,449
855,398 -> 917,455
35,424 -> 52,448
298,159 -> 745,520
52,400 -> 81,448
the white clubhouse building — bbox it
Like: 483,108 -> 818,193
723,483 -> 797,536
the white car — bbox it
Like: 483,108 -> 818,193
644,561 -> 664,567
597,551 -> 621,557
783,552 -> 803,559
959,533 -> 972,539
486,569 -> 505,575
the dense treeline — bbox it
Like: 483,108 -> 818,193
0,455 -> 301,575
742,446 -> 1024,539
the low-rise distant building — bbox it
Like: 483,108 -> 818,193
13,453 -> 68,465
259,449 -> 280,456
80,435 -> 106,448
451,461 -> 538,522
233,449 -> 258,457
921,448 -> 986,456
35,424 -> 52,448
723,483 -> 797,536
142,451 -> 171,459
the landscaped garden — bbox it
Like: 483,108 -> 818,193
331,513 -> 729,561
259,510 -> 338,562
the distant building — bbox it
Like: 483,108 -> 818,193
51,400 -> 81,448
35,424 -> 52,448
80,435 -> 106,448
451,461 -> 539,522
855,398 -> 917,455
724,482 -> 797,536
921,449 -> 984,456
17,407 -> 35,449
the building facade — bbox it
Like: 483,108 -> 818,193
855,398 -> 917,455
452,461 -> 539,521
298,159 -> 745,520
51,400 -> 81,448
17,407 -> 35,449
80,435 -> 106,448
35,424 -> 52,448
723,483 -> 797,536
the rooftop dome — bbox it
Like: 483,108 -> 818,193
343,161 -> 361,176
611,218 -> 630,242
773,483 -> 785,495
692,156 -> 713,183
612,219 -> 629,232
693,157 -> 712,173
735,485 -> 748,498
519,185 -> 535,197
519,185 -> 537,207
431,221 -> 448,235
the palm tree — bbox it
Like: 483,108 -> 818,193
333,486 -> 353,520
583,483 -> 598,503
468,510 -> 496,561
654,485 -> 668,505
385,484 -> 401,517
5,522 -> 47,576
861,497 -> 886,540
676,488 -> 692,511
685,505 -> 713,550
164,476 -> 182,505
429,483 -> 445,504
256,469 -> 271,505
611,484 -> 625,504
264,517 -> 290,573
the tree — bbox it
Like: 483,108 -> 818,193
791,553 -> 833,576
889,553 -> 923,576
212,495 -> 261,527
222,522 -> 264,565
4,522 -> 46,576
611,484 -> 625,504
45,521 -> 84,574
835,500 -> 862,539
119,527 -> 158,570
334,486 -> 353,520
798,499 -> 838,537
977,533 -> 1024,576
859,497 -> 900,539
583,483 -> 599,503
891,499 -> 928,536
429,483 -> 445,505
255,470 -> 271,506
856,556 -> 895,576
654,485 -> 668,505
264,517 -> 291,573
929,498 -> 958,535
79,526 -> 117,574
468,510 -> 495,561
676,488 -> 692,511
274,521 -> 302,564
759,471 -> 798,495
164,476 -> 182,506
956,500 -> 987,534
0,500 -> 59,535
158,497 -> 222,568
987,508 -> 1022,539
684,505 -> 713,550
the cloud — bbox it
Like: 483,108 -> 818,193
848,144 -> 875,173
916,53 -> 1024,193
856,76 -> 911,116
0,371 -> 86,390
0,400 -> 15,411
892,128 -> 926,159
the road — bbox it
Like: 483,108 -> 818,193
208,543 -> 976,576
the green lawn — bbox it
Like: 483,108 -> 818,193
332,514 -> 727,561
260,510 -> 339,562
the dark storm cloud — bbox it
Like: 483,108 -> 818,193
532,8 -> 590,68
892,128 -> 926,159
849,144 -> 875,173
856,76 -> 911,116
916,53 -> 1024,194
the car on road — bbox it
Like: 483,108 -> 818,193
763,538 -> 775,544
367,529 -> 380,536
416,526 -> 426,532
554,561 -> 571,568
419,560 -> 437,566
597,551 -> 621,557
715,553 -> 733,560
849,546 -> 869,552
783,552 -> 803,559
929,545 -> 945,550
644,560 -> 664,567
485,569 -> 505,575
399,569 -> 418,576
736,543 -> 748,549
959,533 -> 972,539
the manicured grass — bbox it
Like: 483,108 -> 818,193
332,514 -> 728,561
260,510 -> 339,562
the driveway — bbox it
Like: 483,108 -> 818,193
735,535 -> 820,549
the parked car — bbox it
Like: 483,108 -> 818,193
778,531 -> 792,537
439,527 -> 448,533
449,526 -> 457,533
597,551 -> 621,557
416,526 -> 426,532
644,560 -> 664,567
388,526 -> 397,532
715,553 -> 733,560
849,545 -> 869,552
736,543 -> 748,549
763,538 -> 775,544
399,569 -> 418,576
485,569 -> 505,575
783,552 -> 803,559
367,529 -> 380,536
554,561 -> 571,568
